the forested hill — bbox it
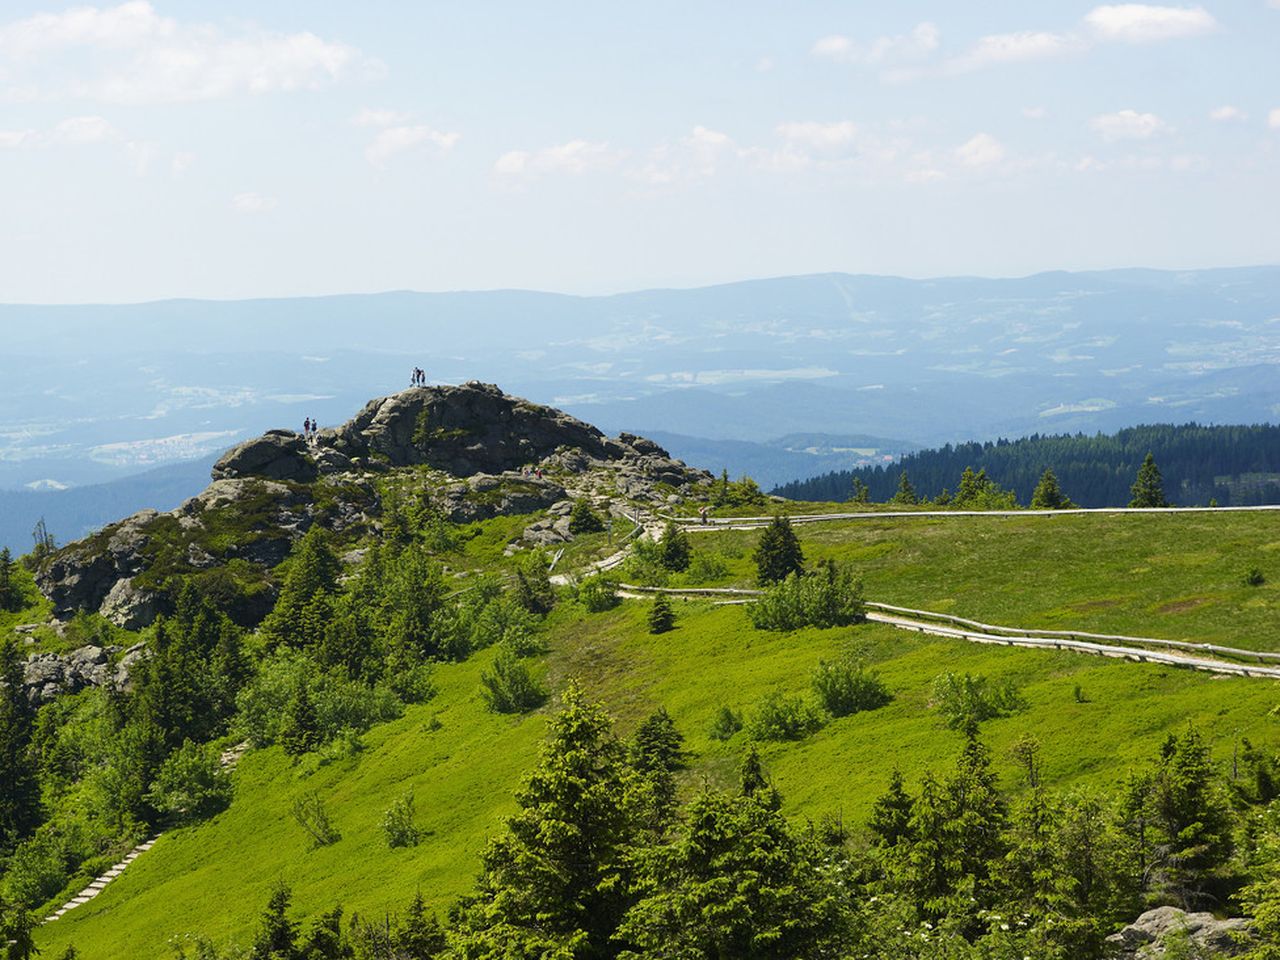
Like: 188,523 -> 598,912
772,424 -> 1280,507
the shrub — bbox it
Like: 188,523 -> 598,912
480,649 -> 547,714
749,692 -> 824,741
513,551 -> 556,615
381,793 -> 421,848
647,594 -> 676,634
291,791 -> 340,848
1245,567 -> 1266,587
708,706 -> 743,741
4,832 -> 69,907
568,498 -> 605,535
811,659 -> 891,718
748,563 -> 865,631
578,575 -> 620,613
932,672 -> 1027,730
685,550 -> 729,585
625,536 -> 670,587
658,522 -> 691,572
463,591 -> 539,657
146,740 -> 232,822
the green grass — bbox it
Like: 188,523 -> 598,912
34,509 -> 1280,958
680,511 -> 1280,647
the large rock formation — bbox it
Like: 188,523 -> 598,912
1106,906 -> 1250,958
34,381 -> 709,631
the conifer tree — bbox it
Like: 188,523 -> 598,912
261,526 -> 341,649
647,594 -> 676,634
630,707 -> 686,835
0,547 -> 19,612
280,677 -> 321,757
850,477 -> 870,504
658,521 -> 691,572
250,882 -> 299,960
397,892 -> 447,958
753,514 -> 804,585
1030,467 -> 1076,509
450,682 -> 634,956
890,470 -> 919,505
740,744 -> 769,799
0,638 -> 40,851
868,768 -> 915,848
1130,452 -> 1170,508
568,498 -> 605,535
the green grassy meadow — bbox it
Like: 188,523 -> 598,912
34,508 -> 1280,958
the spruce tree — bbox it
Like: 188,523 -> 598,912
250,882 -> 299,960
280,677 -> 321,757
658,521 -> 691,572
630,707 -> 686,835
890,471 -> 919,505
568,498 -> 605,535
261,526 -> 341,649
0,638 -> 40,851
0,547 -> 19,612
1130,452 -> 1169,508
850,477 -> 870,504
450,682 -> 634,955
740,744 -> 769,798
868,768 -> 915,848
647,594 -> 676,634
1030,467 -> 1075,509
753,514 -> 804,585
397,892 -> 447,958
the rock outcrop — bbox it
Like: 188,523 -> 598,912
33,381 -> 709,631
212,430 -> 319,483
1106,906 -> 1250,958
22,642 -> 146,705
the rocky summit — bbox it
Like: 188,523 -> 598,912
35,381 -> 709,631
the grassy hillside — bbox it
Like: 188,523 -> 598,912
35,509 -> 1280,958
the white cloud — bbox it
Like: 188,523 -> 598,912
948,30 -> 1084,72
364,125 -> 459,169
1091,109 -> 1170,140
811,34 -> 854,60
233,192 -> 278,214
1022,105 -> 1049,120
0,128 -> 38,149
353,107 -> 411,128
494,139 -> 623,179
1209,105 -> 1247,122
171,151 -> 195,176
955,133 -> 1007,167
0,2 -> 378,104
1270,108 -> 1280,130
755,56 -> 774,73
810,22 -> 938,66
775,120 -> 857,149
1084,4 -> 1217,42
52,114 -> 118,144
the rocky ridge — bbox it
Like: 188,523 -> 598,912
33,381 -> 709,631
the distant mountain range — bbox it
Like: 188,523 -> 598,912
2,266 -> 1276,524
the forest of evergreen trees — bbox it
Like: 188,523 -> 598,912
773,424 -> 1280,507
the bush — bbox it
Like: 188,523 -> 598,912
4,832 -> 69,907
1245,567 -> 1266,587
461,590 -> 540,657
685,550 -> 730,585
708,705 -> 743,741
146,740 -> 233,822
658,522 -> 691,572
568,498 -> 605,534
513,551 -> 556,615
624,536 -> 670,587
578,575 -> 620,613
748,563 -> 865,631
381,793 -> 421,848
811,659 -> 891,718
480,649 -> 547,714
932,672 -> 1027,730
749,692 -> 824,741
235,652 -> 405,750
291,791 -> 340,848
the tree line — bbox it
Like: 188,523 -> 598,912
774,423 -> 1280,506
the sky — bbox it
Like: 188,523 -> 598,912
0,1 -> 1277,303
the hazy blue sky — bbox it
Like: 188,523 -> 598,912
1,1 -> 1277,303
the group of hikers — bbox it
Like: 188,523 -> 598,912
301,417 -> 320,442
410,367 -> 428,386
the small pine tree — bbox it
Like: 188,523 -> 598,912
714,468 -> 730,506
739,744 -> 769,798
753,514 -> 804,585
890,471 -> 918,505
658,521 -> 691,572
0,547 -> 18,612
868,768 -> 915,848
648,594 -> 676,634
279,677 -> 321,757
250,882 -> 299,959
1130,452 -> 1169,508
1030,467 -> 1075,509
850,477 -> 870,504
398,892 -> 447,957
568,498 -> 605,535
